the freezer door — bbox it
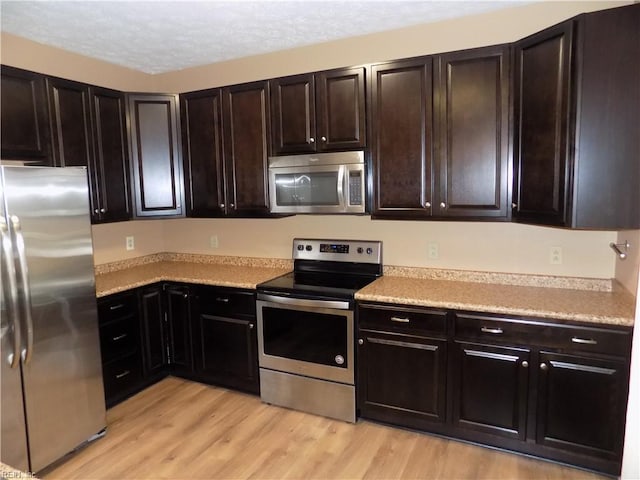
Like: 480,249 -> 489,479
2,166 -> 106,472
0,168 -> 30,472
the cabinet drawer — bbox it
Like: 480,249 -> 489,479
454,313 -> 632,356
195,286 -> 256,318
98,292 -> 137,324
102,353 -> 143,399
99,317 -> 139,362
359,304 -> 447,336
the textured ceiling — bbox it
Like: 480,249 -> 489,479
1,1 -> 526,74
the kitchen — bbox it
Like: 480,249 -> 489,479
1,0 -> 639,479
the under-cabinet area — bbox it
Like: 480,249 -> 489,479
91,257 -> 635,477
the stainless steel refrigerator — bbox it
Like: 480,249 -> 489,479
1,166 -> 106,473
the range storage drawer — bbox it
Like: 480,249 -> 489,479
454,312 -> 632,356
102,353 -> 143,400
359,303 -> 447,336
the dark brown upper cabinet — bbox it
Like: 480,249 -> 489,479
270,66 -> 366,155
514,4 -> 640,229
47,77 -> 131,223
371,57 -> 434,218
371,45 -> 511,220
435,45 -> 511,219
1,66 -> 51,164
180,89 -> 225,217
128,93 -> 184,218
181,80 -> 274,218
221,80 -> 271,216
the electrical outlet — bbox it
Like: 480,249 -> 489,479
549,246 -> 562,265
428,242 -> 439,259
210,235 -> 219,249
126,236 -> 135,251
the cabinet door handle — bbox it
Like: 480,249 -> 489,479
249,323 -> 254,329
115,370 -> 131,379
310,137 -> 315,143
512,203 -> 518,209
100,208 -> 106,213
358,339 -> 364,345
183,293 -> 189,298
481,327 -> 503,334
571,337 -> 597,345
321,136 -> 327,142
424,201 -> 431,208
109,304 -> 125,311
94,208 -> 99,214
522,361 -> 529,368
216,297 -> 230,303
112,334 -> 128,341
440,202 -> 446,208
220,203 -> 225,208
230,203 -> 235,208
540,363 -> 549,371
390,316 -> 410,323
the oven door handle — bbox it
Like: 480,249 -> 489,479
257,293 -> 350,310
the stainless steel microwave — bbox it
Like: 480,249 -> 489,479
267,151 -> 366,214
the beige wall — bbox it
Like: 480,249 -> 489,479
615,230 -> 640,294
4,1 -> 634,282
0,32 -> 152,91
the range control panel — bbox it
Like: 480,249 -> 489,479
292,238 -> 382,265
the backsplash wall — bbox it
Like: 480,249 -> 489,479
92,217 -> 617,281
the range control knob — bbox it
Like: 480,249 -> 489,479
366,247 -> 373,255
357,247 -> 364,254
305,245 -> 312,251
297,244 -> 304,251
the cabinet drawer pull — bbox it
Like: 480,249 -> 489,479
112,334 -> 128,341
115,370 -> 131,379
571,337 -> 598,345
216,297 -> 230,303
481,327 -> 503,334
109,304 -> 125,311
390,316 -> 410,323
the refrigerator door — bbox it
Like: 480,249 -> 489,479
2,166 -> 106,472
0,168 -> 30,472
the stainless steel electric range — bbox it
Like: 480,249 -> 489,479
256,238 -> 383,423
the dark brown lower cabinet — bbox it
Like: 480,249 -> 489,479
451,342 -> 529,441
191,286 -> 259,394
358,330 -> 447,430
356,302 -> 632,476
536,351 -> 628,461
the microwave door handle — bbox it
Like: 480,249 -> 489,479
337,165 -> 346,209
1,217 -> 21,368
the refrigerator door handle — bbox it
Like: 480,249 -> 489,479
10,215 -> 34,365
1,217 -> 21,368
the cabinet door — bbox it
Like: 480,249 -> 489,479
371,58 -> 434,218
358,330 -> 446,430
317,67 -> 366,151
222,81 -> 271,216
1,66 -> 51,163
435,46 -> 510,219
451,342 -> 530,441
194,311 -> 258,393
90,87 -> 131,223
513,21 -> 573,226
181,89 -> 226,217
128,94 -> 184,217
536,352 -> 628,461
165,285 -> 193,373
139,285 -> 167,377
270,73 -> 316,154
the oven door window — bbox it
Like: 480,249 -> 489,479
274,171 -> 339,207
262,306 -> 348,368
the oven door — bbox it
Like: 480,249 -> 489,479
256,294 -> 354,385
268,164 -> 365,214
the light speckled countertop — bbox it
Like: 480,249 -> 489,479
95,261 -> 290,297
94,254 -> 635,327
355,275 -> 635,327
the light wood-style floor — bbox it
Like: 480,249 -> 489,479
43,377 -> 606,480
